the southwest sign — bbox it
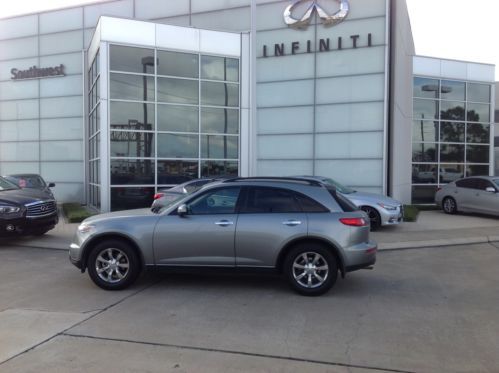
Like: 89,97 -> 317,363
11,64 -> 65,80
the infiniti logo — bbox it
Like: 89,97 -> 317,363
40,205 -> 49,212
284,0 -> 350,29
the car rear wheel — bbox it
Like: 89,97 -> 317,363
360,206 -> 381,230
284,243 -> 338,296
87,240 -> 140,290
442,197 -> 458,214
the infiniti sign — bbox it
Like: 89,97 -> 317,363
284,0 -> 350,29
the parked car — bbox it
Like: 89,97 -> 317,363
151,178 -> 222,212
0,176 -> 58,236
295,176 -> 403,230
435,176 -> 499,216
4,174 -> 56,199
70,177 -> 377,296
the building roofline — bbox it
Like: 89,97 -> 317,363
414,54 -> 495,68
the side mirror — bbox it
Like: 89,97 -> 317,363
48,182 -> 56,188
485,187 -> 496,193
177,204 -> 188,217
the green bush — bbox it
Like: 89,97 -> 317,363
403,205 -> 420,222
62,203 -> 95,223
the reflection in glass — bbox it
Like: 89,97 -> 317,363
201,161 -> 238,177
111,187 -> 155,211
110,159 -> 154,185
467,103 -> 490,122
110,131 -> 154,158
157,160 -> 199,184
201,135 -> 238,159
466,145 -> 489,163
110,73 -> 155,101
412,163 -> 437,184
440,122 -> 464,143
411,185 -> 439,204
201,55 -> 239,82
467,83 -> 490,103
440,101 -> 465,120
467,164 -> 489,177
157,50 -> 198,78
157,77 -> 198,105
467,123 -> 489,143
110,101 -> 154,130
412,142 -> 437,162
157,105 -> 198,132
157,133 -> 199,158
440,80 -> 465,101
438,164 -> 464,183
413,77 -> 439,98
440,144 -> 464,162
110,45 -> 155,74
413,99 -> 438,119
201,82 -> 239,107
201,108 -> 239,134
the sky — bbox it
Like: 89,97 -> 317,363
0,0 -> 498,78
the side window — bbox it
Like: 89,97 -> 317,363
241,187 -> 301,213
294,193 -> 329,213
456,178 -> 478,189
476,179 -> 494,191
188,187 -> 240,215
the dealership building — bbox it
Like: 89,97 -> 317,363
0,0 -> 495,211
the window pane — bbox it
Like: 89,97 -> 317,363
201,107 -> 239,134
201,55 -> 239,82
157,133 -> 199,158
467,103 -> 490,122
110,101 -> 154,130
413,77 -> 439,98
241,187 -> 301,213
467,83 -> 490,103
412,120 -> 437,142
201,81 -> 239,107
110,131 -> 154,157
188,187 -> 240,215
201,135 -> 238,159
440,122 -> 464,143
412,164 -> 437,184
157,77 -> 198,104
201,161 -> 238,177
440,144 -> 464,162
157,104 -> 198,132
413,99 -> 438,120
467,123 -> 489,143
412,142 -> 437,162
157,50 -> 198,78
466,145 -> 489,163
157,160 -> 199,184
111,187 -> 155,211
440,80 -> 465,101
110,159 -> 155,185
110,45 -> 155,74
295,194 -> 329,212
110,73 -> 155,101
411,185 -> 438,204
438,164 -> 464,183
440,101 -> 465,120
467,164 -> 489,177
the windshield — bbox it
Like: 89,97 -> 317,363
5,175 -> 46,189
493,179 -> 499,188
0,177 -> 20,191
320,178 -> 355,194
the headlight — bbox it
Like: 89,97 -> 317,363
78,223 -> 95,234
377,203 -> 398,211
0,205 -> 20,214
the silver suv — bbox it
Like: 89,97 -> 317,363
70,178 -> 377,296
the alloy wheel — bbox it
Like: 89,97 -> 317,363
292,252 -> 329,289
95,248 -> 130,284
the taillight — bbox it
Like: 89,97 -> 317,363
153,193 -> 164,200
339,217 -> 368,227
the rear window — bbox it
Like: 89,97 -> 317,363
327,187 -> 358,212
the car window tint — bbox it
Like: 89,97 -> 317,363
493,179 -> 499,188
188,187 -> 240,215
241,187 -> 301,213
476,179 -> 494,191
327,187 -> 358,212
456,178 -> 479,189
295,193 -> 329,212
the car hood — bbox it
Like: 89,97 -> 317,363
341,191 -> 401,207
83,208 -> 156,224
0,189 -> 54,206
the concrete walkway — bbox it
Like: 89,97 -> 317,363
2,210 -> 499,251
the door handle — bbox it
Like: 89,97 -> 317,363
282,220 -> 302,226
215,220 -> 233,227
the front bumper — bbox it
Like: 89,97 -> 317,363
379,205 -> 403,226
0,213 -> 58,236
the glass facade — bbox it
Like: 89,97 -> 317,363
108,45 -> 240,211
88,50 -> 101,209
412,77 -> 492,203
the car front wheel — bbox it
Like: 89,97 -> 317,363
360,206 -> 381,230
442,197 -> 458,214
87,240 -> 140,290
284,243 -> 338,296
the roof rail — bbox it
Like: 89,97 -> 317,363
223,177 -> 324,187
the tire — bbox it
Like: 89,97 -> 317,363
442,197 -> 458,214
284,242 -> 338,296
87,239 -> 140,290
360,206 -> 382,231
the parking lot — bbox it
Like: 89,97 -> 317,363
1,241 -> 499,372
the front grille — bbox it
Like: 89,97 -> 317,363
25,201 -> 57,218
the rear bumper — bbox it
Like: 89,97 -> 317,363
343,240 -> 377,272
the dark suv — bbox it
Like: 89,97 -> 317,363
0,176 -> 58,236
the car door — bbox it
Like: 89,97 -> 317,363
235,186 -> 308,267
153,186 -> 242,266
471,179 -> 499,215
454,178 -> 479,211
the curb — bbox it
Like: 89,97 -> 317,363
379,235 -> 499,251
